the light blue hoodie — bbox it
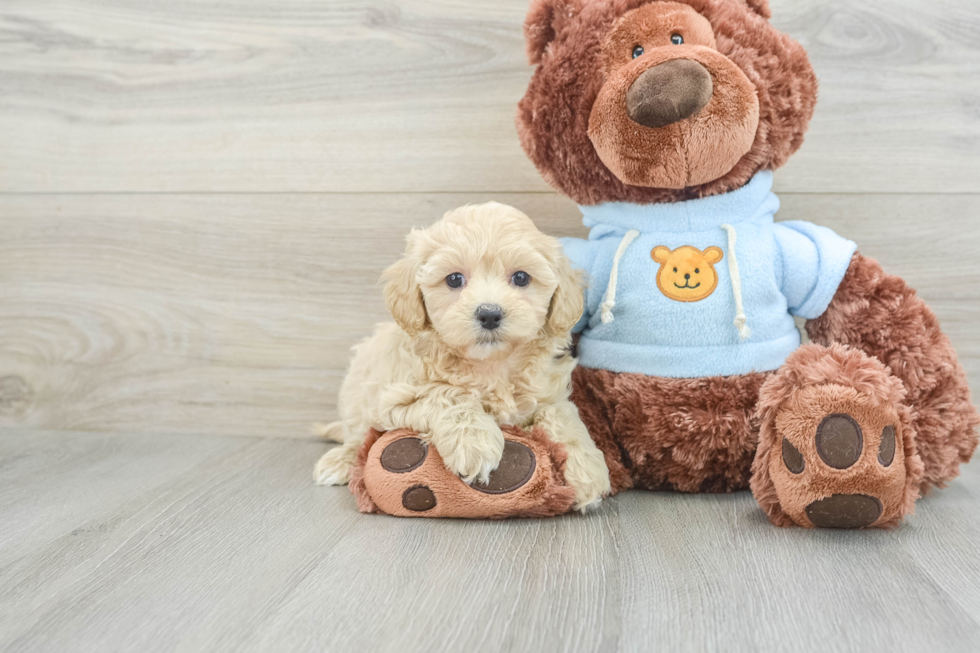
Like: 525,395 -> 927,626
562,172 -> 857,379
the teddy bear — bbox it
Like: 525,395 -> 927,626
345,0 -> 977,528
515,0 -> 979,528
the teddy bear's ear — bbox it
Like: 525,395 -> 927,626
524,0 -> 575,65
745,0 -> 772,19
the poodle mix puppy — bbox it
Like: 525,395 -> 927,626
314,202 -> 611,510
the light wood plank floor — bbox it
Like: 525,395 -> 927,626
1,429 -> 979,653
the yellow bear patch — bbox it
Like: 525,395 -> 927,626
651,245 -> 724,302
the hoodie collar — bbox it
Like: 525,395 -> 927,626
578,171 -> 778,234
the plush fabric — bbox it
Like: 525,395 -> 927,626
571,365 -> 772,493
350,427 -> 577,519
517,0 -> 818,206
751,343 -> 924,529
562,172 -> 857,378
744,0 -> 770,19
624,59 -> 714,129
806,254 -> 980,491
587,3 -> 761,188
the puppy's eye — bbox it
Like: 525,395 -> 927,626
670,34 -> 684,45
511,271 -> 531,287
632,45 -> 644,59
446,273 -> 465,289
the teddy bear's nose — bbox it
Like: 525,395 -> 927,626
626,59 -> 713,129
684,273 -> 691,280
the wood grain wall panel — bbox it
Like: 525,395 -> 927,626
1,192 -> 976,437
0,0 -> 977,193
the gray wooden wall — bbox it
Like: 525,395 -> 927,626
1,0 -> 978,439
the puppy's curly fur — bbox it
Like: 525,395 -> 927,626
314,203 -> 611,510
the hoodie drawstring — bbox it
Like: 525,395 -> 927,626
600,225 -> 750,340
720,223 -> 751,340
600,229 -> 640,324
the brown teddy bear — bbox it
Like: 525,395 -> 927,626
347,0 -> 978,528
516,0 -> 979,528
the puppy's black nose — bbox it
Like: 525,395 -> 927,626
476,304 -> 503,331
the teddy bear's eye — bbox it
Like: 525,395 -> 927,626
671,34 -> 684,45
695,268 -> 700,274
632,45 -> 644,59
673,267 -> 678,273
446,273 -> 465,289
511,271 -> 531,287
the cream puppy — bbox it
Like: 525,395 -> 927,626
314,202 -> 610,510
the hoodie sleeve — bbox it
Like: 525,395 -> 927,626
560,237 -> 602,334
773,221 -> 858,320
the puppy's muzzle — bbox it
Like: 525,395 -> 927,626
476,304 -> 504,331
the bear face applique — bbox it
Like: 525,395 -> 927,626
651,245 -> 723,302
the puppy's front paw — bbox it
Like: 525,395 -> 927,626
314,445 -> 357,486
438,425 -> 506,485
563,444 -> 612,512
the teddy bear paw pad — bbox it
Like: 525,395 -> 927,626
352,428 -> 576,519
380,437 -> 428,473
389,440 -> 534,512
401,484 -> 437,512
804,493 -> 882,529
469,441 -> 536,494
815,414 -> 863,469
769,397 -> 910,529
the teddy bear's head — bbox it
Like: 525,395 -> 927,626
517,0 -> 817,206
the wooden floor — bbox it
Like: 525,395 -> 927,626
1,429 -> 979,653
1,0 -> 979,651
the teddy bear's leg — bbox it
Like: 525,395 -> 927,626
571,366 -> 772,494
806,253 -> 980,490
751,344 -> 924,528
570,367 -> 635,494
345,426 -> 577,519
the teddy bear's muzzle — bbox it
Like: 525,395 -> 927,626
626,59 -> 713,130
587,46 -> 760,190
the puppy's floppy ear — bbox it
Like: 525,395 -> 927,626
546,244 -> 585,336
381,230 -> 428,336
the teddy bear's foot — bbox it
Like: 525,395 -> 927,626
347,426 -> 577,519
751,344 -> 924,529
781,412 -> 902,528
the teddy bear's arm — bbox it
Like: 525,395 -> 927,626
805,253 -> 980,488
773,221 -> 857,320
807,253 -> 941,365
